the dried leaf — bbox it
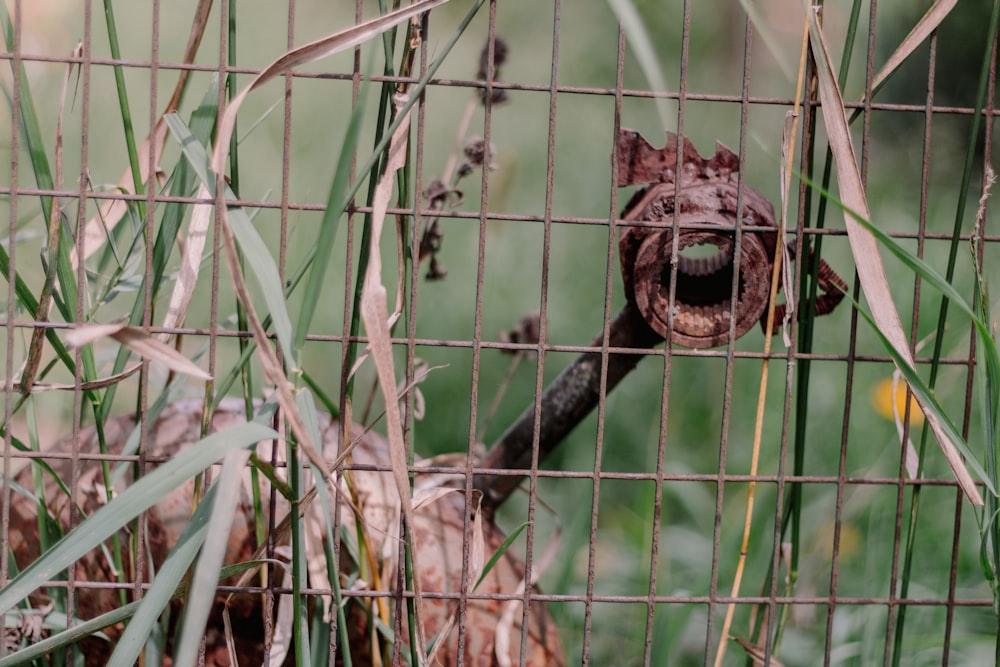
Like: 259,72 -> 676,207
807,9 -> 983,505
412,486 -> 460,512
160,182 -> 212,335
358,90 -> 425,656
208,0 -> 449,179
869,0 -> 958,94
64,322 -> 131,347
396,359 -> 443,421
732,636 -> 786,667
470,495 -> 486,585
268,552 -> 294,665
66,323 -> 211,380
778,111 -> 798,348
19,364 -> 141,393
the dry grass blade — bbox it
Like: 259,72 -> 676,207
74,0 -> 213,266
777,112 -> 799,346
20,364 -> 141,393
732,636 -> 786,667
807,8 -> 983,505
20,41 -> 78,394
169,2 -> 451,504
208,0 -> 449,178
66,323 -> 211,380
714,12 -> 810,667
884,331 -> 935,478
359,90 -> 424,656
160,182 -> 212,335
869,0 -> 957,94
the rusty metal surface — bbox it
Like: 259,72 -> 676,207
7,399 -> 565,666
618,129 -> 778,348
617,128 -> 846,348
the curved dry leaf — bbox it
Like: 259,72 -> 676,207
732,636 -> 785,667
470,494 -> 485,584
807,9 -> 982,505
358,93 -> 425,654
208,0 -> 449,178
66,323 -> 211,380
64,322 -> 129,347
19,363 -> 142,394
412,486 -> 461,512
397,360 -> 446,421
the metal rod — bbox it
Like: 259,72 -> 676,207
475,303 -> 663,511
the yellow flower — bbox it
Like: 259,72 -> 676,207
870,377 -> 924,426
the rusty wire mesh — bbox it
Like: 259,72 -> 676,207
2,1 -> 1000,665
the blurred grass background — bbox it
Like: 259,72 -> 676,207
3,0 -> 999,664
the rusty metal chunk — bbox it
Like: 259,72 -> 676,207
616,129 -> 845,348
617,129 -> 777,348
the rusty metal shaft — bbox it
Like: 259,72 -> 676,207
475,305 -> 662,511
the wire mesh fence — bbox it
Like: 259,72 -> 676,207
2,1 -> 999,665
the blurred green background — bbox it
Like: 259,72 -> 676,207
4,0 -> 1000,664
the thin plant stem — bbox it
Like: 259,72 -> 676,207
101,0 -> 146,221
712,12 -> 809,667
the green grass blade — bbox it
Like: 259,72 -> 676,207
171,449 -> 251,667
0,559 -> 260,665
0,423 -> 278,616
605,0 -> 675,129
794,161 -> 998,496
851,297 -> 995,495
474,521 -> 529,590
919,0 -> 1000,397
101,0 -> 146,209
0,1 -> 55,225
106,483 -> 219,667
795,171 -> 1000,401
843,203 -> 1000,384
